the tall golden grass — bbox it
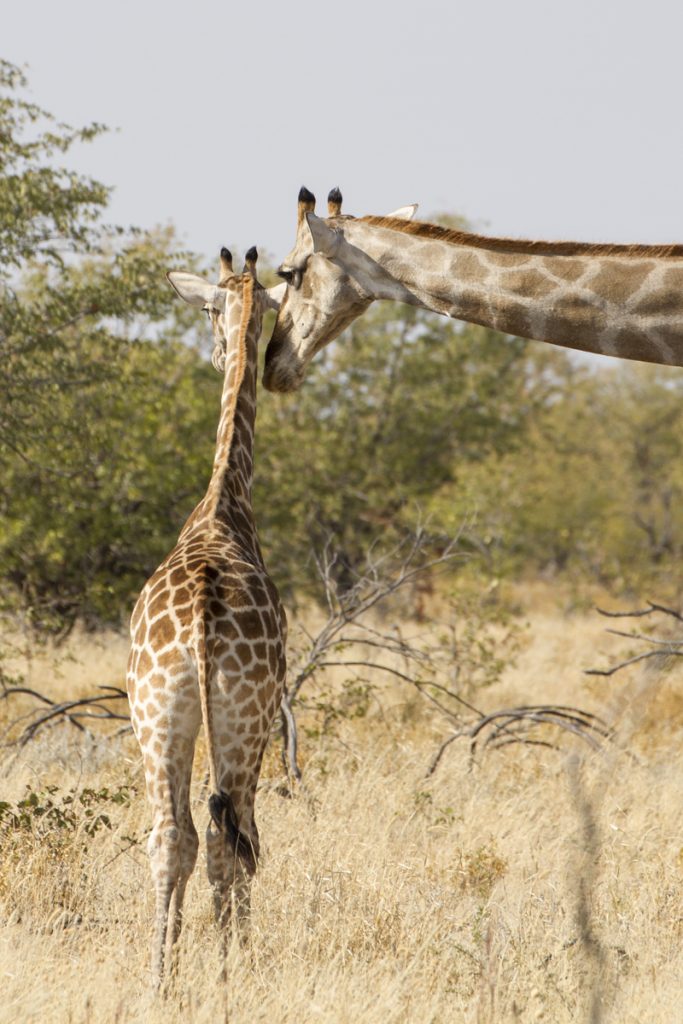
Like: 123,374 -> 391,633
1,586 -> 682,1023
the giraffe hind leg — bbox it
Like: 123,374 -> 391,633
164,815 -> 199,976
206,790 -> 258,930
208,791 -> 258,874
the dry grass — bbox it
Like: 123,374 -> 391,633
1,585 -> 683,1023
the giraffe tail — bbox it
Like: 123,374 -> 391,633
196,571 -> 258,877
208,792 -> 258,876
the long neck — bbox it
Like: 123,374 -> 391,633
342,219 -> 683,367
181,279 -> 261,551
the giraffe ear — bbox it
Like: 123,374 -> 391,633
264,282 -> 286,311
385,203 -> 418,220
304,212 -> 340,256
167,271 -> 225,309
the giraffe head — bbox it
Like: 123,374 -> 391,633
263,187 -> 417,393
168,248 -> 285,369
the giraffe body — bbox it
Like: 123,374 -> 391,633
127,254 -> 286,986
263,187 -> 683,392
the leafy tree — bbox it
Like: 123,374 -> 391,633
446,357 -> 683,594
0,61 -> 211,630
254,302 -> 549,594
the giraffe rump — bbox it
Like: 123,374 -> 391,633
208,790 -> 259,876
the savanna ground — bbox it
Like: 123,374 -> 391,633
1,583 -> 682,1024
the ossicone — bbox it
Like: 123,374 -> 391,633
327,186 -> 343,216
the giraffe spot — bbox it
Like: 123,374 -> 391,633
259,610 -> 274,633
235,643 -> 253,666
663,267 -> 683,292
252,642 -> 267,662
268,647 -> 277,673
493,252 -> 533,268
139,727 -> 152,746
158,649 -> 182,670
234,683 -> 253,703
542,257 -> 586,282
259,679 -> 277,705
243,699 -> 259,717
148,591 -> 170,619
247,663 -> 268,684
588,261 -> 655,305
501,267 -> 558,298
634,289 -> 683,317
209,600 -> 227,619
247,581 -> 268,606
147,574 -> 168,598
499,302 -> 533,339
230,508 -> 253,537
170,567 -> 188,587
235,609 -> 262,639
454,249 -> 488,279
228,589 -> 251,609
151,615 -> 177,647
136,649 -> 153,677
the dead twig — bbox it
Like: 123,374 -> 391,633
0,682 -> 129,746
427,704 -> 609,777
587,600 -> 683,678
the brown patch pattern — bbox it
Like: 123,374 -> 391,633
126,269 -> 287,985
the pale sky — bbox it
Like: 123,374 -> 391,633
5,0 -> 683,266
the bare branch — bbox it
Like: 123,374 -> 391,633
427,704 -> 609,776
596,600 -> 683,623
584,650 -> 683,677
0,683 -> 129,746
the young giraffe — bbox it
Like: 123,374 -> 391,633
127,246 -> 287,986
264,187 -> 683,392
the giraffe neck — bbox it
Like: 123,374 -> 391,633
181,277 -> 262,552
340,218 -> 683,366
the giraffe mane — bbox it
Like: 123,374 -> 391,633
218,274 -> 253,469
359,215 -> 683,259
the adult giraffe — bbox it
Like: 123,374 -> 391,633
128,247 -> 287,987
263,187 -> 683,393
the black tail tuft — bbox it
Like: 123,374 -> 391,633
208,790 -> 258,876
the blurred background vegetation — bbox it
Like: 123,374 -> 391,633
3,59 -> 683,640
